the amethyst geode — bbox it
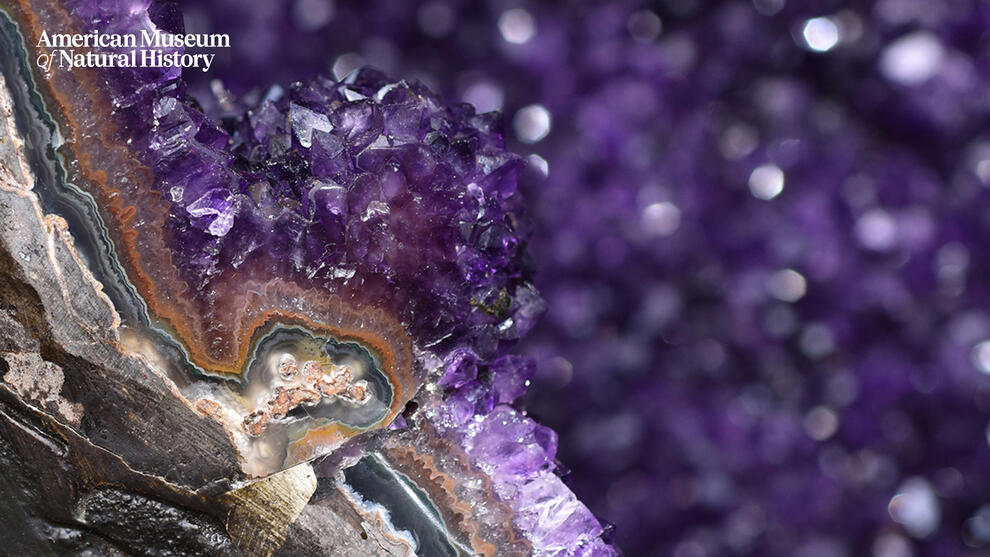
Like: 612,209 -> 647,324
0,0 -> 617,554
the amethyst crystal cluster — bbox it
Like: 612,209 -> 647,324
154,66 -> 536,353
77,0 -> 535,355
179,0 -> 990,555
430,352 -> 616,556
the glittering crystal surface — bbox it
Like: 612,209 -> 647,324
174,0 -> 990,555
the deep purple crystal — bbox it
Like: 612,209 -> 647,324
174,0 -> 990,554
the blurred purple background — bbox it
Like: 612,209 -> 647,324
180,1 -> 990,554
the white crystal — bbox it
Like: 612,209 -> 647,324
290,102 -> 333,148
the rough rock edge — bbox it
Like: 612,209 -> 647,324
0,69 -> 244,489
0,59 -> 464,557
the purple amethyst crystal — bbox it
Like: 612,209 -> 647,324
438,347 -> 480,389
490,354 -> 536,404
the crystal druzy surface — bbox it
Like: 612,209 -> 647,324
0,0 -> 615,554
173,0 -> 990,555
